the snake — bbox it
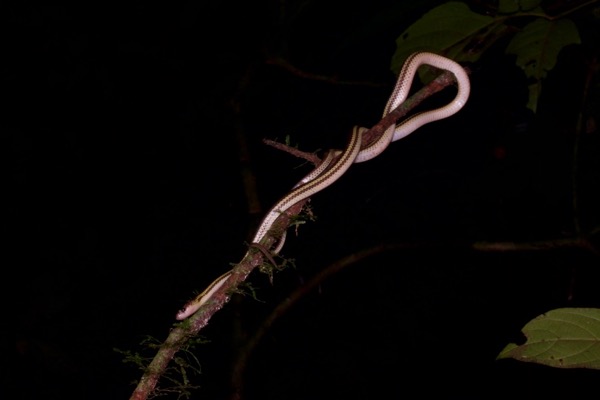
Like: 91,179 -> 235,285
175,52 -> 471,320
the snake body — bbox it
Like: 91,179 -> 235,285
355,52 -> 470,162
175,52 -> 470,320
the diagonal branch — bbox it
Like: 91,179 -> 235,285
128,66 -> 466,400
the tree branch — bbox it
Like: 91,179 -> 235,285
129,64 -> 466,400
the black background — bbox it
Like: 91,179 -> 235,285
8,1 -> 600,399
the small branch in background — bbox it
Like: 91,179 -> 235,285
229,235 -> 599,398
473,237 -> 599,255
265,56 -> 387,88
571,55 -> 599,236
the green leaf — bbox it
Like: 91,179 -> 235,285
498,0 -> 519,14
391,1 -> 511,79
498,0 -> 543,14
498,308 -> 600,369
505,18 -> 581,112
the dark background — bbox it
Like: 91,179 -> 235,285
8,1 -> 600,399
